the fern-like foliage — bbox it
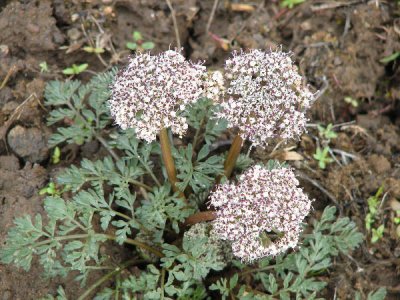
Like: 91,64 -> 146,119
44,69 -> 116,146
174,144 -> 224,194
184,97 -> 228,145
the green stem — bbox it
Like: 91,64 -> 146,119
66,102 -> 120,161
159,128 -> 186,201
78,259 -> 145,300
32,233 -> 164,258
240,264 -> 276,276
160,268 -> 166,300
95,134 -> 120,161
83,176 -> 152,192
136,155 -> 161,187
94,208 -> 151,235
191,117 -> 206,157
128,179 -> 152,191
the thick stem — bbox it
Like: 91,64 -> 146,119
222,134 -> 244,179
159,128 -> 186,200
185,211 -> 216,226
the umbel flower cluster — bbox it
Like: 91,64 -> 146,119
216,49 -> 314,148
109,50 -> 205,142
209,165 -> 312,262
109,49 -> 314,261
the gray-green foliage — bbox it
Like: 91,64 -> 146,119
160,223 -> 230,298
137,184 -> 193,243
0,70 -> 382,299
184,97 -> 228,145
44,69 -> 116,146
174,143 -> 224,194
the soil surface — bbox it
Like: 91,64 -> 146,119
0,0 -> 400,299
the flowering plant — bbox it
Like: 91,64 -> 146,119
209,164 -> 312,262
0,49 -> 366,299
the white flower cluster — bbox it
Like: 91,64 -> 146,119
109,50 -> 206,142
216,49 -> 314,148
203,70 -> 225,102
209,164 -> 312,262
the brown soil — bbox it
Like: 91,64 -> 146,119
0,0 -> 399,299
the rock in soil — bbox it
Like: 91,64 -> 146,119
0,155 -> 19,171
7,125 -> 49,163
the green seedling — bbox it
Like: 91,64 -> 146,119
394,210 -> 400,225
313,146 -> 333,169
39,61 -> 49,73
51,146 -> 61,164
317,123 -> 338,141
365,186 -> 387,243
371,224 -> 384,243
39,182 -> 60,196
344,96 -> 359,108
126,31 -> 155,51
39,181 -> 69,196
83,45 -> 105,54
281,0 -> 306,9
62,63 -> 88,75
380,52 -> 400,64
365,186 -> 384,231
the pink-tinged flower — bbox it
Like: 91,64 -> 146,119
209,164 -> 312,262
216,49 -> 315,148
109,50 -> 206,142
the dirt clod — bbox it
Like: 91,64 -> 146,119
0,155 -> 20,171
7,125 -> 49,163
368,154 -> 391,174
0,0 -> 65,54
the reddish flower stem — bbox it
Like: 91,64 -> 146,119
185,211 -> 216,226
218,134 -> 243,183
159,128 -> 186,201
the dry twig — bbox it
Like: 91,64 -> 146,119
165,0 -> 181,48
206,0 -> 219,33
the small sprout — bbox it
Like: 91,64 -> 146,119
39,61 -> 49,73
379,52 -> 400,64
317,123 -> 338,141
126,31 -> 155,51
393,211 -> 400,225
281,0 -> 306,9
364,186 -> 386,243
39,182 -> 58,196
371,224 -> 384,243
83,46 -> 105,54
344,96 -> 359,107
63,63 -> 89,75
133,31 -> 143,41
51,146 -> 61,164
365,186 -> 384,230
313,146 -> 333,169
